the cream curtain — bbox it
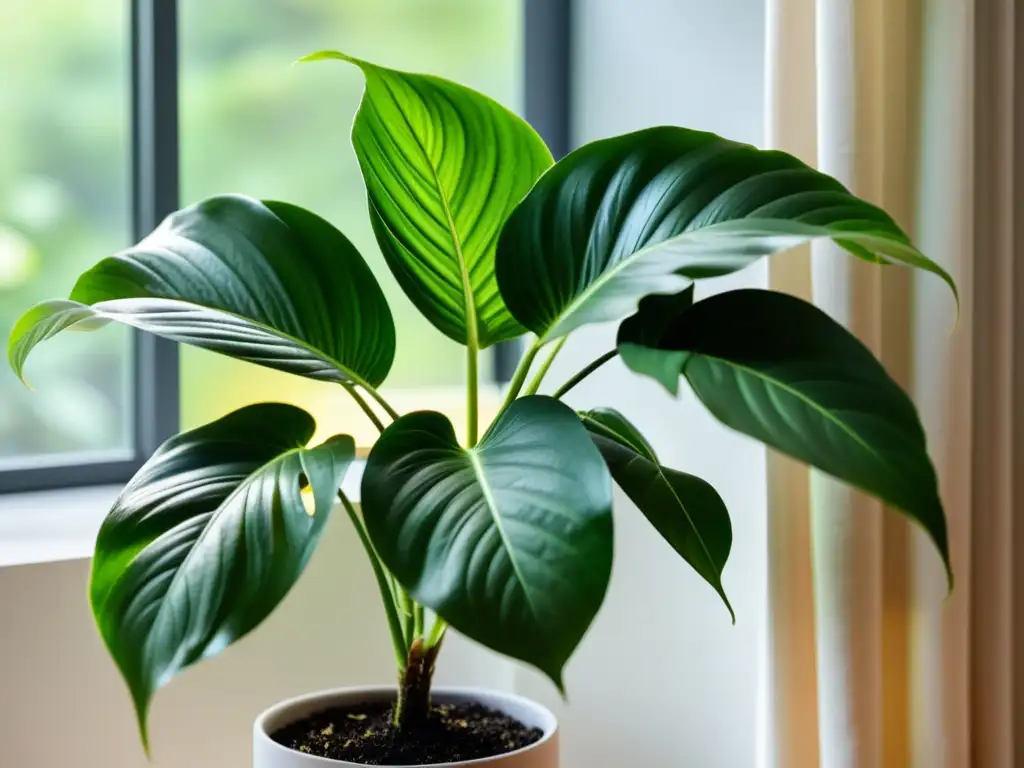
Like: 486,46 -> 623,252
762,0 -> 1001,766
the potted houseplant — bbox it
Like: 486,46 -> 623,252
8,52 -> 955,767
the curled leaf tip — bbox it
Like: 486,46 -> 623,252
133,699 -> 153,760
721,591 -> 737,625
7,352 -> 31,389
551,671 -> 567,701
296,49 -> 360,66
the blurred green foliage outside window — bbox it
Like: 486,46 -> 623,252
0,0 -> 521,462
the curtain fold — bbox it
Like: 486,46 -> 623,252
763,4 -> 818,768
764,0 -> 974,766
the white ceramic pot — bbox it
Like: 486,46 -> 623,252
253,686 -> 559,768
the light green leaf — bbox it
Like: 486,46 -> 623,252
496,126 -> 957,343
618,288 -> 951,584
302,50 -> 553,348
90,403 -> 355,747
9,194 -> 395,388
361,396 -> 613,687
580,408 -> 733,618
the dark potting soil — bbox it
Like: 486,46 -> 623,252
271,699 -> 543,765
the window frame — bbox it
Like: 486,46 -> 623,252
494,0 -> 574,380
0,0 -> 572,495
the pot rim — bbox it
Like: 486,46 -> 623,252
253,685 -> 558,767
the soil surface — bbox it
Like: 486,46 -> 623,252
271,699 -> 543,765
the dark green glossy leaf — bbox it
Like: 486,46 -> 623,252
9,195 -> 395,388
618,288 -> 951,582
303,51 -> 553,348
615,288 -> 697,391
580,408 -> 733,618
361,396 -> 613,686
620,286 -> 695,349
579,406 -> 658,463
90,403 -> 355,746
496,126 -> 956,343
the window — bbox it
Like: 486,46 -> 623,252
178,0 -> 522,448
0,0 -> 570,489
0,1 -> 147,492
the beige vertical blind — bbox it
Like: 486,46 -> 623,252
763,3 -> 818,767
760,0 -> 1017,765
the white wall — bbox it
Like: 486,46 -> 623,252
0,2 -> 767,766
515,2 -> 768,767
0,514 -> 513,768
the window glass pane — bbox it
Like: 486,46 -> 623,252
0,2 -> 132,464
180,0 -> 521,446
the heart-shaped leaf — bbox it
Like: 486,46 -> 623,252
302,51 -> 553,348
618,288 -> 951,582
580,408 -> 733,618
9,194 -> 395,388
496,126 -> 956,343
361,396 -> 613,686
90,403 -> 355,747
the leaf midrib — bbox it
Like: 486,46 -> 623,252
579,412 -> 655,462
690,352 -> 885,463
588,423 -> 732,616
376,76 -> 479,351
135,443 -> 310,664
692,351 -> 947,572
614,445 -> 726,595
540,219 -> 888,342
465,448 -> 542,629
83,297 -> 376,390
582,415 -> 725,594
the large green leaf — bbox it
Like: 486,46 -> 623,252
91,403 -> 355,747
302,51 -> 553,348
9,194 -> 395,388
618,288 -> 951,581
361,396 -> 613,686
496,126 -> 956,343
580,408 -> 733,618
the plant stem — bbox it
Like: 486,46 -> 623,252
343,384 -> 385,433
338,492 -> 408,668
395,582 -> 414,646
524,336 -> 567,396
551,350 -> 618,400
413,602 -> 425,639
359,381 -> 400,422
500,338 -> 543,411
467,343 -> 479,447
425,616 -> 448,648
394,639 -> 440,730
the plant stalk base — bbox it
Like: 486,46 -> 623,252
394,638 -> 441,730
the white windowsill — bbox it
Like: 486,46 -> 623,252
0,460 -> 365,568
